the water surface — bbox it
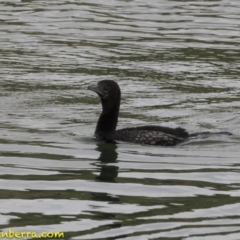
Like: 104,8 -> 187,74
1,0 -> 240,239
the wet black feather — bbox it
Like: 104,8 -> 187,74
88,80 -> 231,146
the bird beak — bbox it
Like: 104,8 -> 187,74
88,84 -> 108,99
88,85 -> 100,94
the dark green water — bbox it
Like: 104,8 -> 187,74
1,0 -> 240,239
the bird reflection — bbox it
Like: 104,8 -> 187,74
95,142 -> 119,182
90,143 -> 127,237
91,142 -> 119,203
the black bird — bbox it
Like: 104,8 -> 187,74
88,80 -> 231,146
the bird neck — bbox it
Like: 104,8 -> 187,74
95,99 -> 120,140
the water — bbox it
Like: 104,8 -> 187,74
1,0 -> 240,239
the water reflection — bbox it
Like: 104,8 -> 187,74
94,143 -> 119,183
89,143 -> 123,237
92,143 -> 119,203
1,0 -> 240,239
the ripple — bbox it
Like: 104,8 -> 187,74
0,0 -> 240,239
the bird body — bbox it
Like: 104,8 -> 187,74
88,80 -> 231,146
